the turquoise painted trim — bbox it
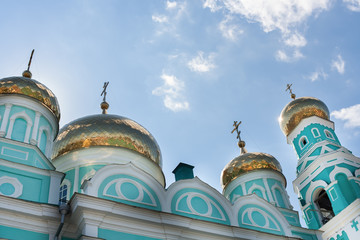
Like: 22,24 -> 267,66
39,131 -> 47,153
98,174 -> 161,211
335,174 -> 356,206
171,188 -> 230,225
12,118 -> 27,142
292,124 -> 340,158
7,105 -> 35,136
238,204 -> 285,235
291,230 -> 318,240
0,139 -> 52,170
0,225 -> 48,240
0,165 -> 50,203
303,204 -> 321,229
98,228 -> 161,240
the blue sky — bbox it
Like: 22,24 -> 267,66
1,0 -> 360,226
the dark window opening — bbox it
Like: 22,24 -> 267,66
314,190 -> 335,224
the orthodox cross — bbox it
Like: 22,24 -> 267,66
286,83 -> 296,100
101,82 -> 109,102
27,49 -> 35,71
231,121 -> 242,141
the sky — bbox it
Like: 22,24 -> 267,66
1,0 -> 360,227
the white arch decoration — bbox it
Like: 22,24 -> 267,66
248,183 -> 267,200
37,125 -> 52,156
271,183 -> 289,208
329,166 -> 353,182
6,111 -> 33,143
305,180 -> 328,203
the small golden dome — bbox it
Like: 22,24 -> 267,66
279,97 -> 329,136
221,152 -> 282,189
52,114 -> 162,166
0,76 -> 60,121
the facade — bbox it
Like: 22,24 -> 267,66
0,66 -> 359,240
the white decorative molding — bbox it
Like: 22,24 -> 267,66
271,183 -> 289,208
61,179 -> 72,201
248,183 -> 267,200
175,191 -> 226,221
103,178 -> 156,207
37,125 -> 52,157
6,110 -> 33,143
0,176 -> 23,198
241,207 -> 281,231
329,166 -> 353,182
1,146 -> 29,160
305,180 -> 328,203
30,111 -> 41,145
0,103 -> 12,137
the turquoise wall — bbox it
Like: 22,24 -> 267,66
292,124 -> 340,158
98,228 -> 161,240
0,165 -> 50,203
0,225 -> 48,240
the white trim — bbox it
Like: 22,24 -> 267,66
73,166 -> 79,194
1,146 -> 29,160
30,111 -> 41,145
329,166 -> 353,182
355,168 -> 360,177
263,178 -> 275,203
271,183 -> 289,208
0,103 -> 12,137
311,128 -> 320,138
0,176 -> 23,198
60,179 -> 72,202
6,110 -> 33,143
324,129 -> 334,140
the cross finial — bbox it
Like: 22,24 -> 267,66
231,121 -> 247,154
286,83 -> 296,100
100,82 -> 110,114
22,49 -> 35,78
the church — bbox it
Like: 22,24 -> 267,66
0,54 -> 359,240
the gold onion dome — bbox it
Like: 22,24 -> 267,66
52,114 -> 162,166
0,74 -> 60,121
221,152 -> 282,189
279,97 -> 329,136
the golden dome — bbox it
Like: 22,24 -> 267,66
279,97 -> 329,136
0,76 -> 60,121
221,152 -> 282,189
52,114 -> 162,166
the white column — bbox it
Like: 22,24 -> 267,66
0,103 -> 12,137
48,171 -> 63,204
30,111 -> 41,145
74,166 -> 79,194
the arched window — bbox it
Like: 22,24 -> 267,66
314,189 -> 335,224
12,118 -> 27,142
299,136 -> 308,149
324,130 -> 334,140
311,128 -> 320,138
59,184 -> 68,204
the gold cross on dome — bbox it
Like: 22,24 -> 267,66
286,83 -> 296,100
27,49 -> 35,71
101,82 -> 109,102
231,121 -> 242,141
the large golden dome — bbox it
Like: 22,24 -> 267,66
221,152 -> 282,189
279,97 -> 329,136
52,114 -> 162,166
0,76 -> 60,121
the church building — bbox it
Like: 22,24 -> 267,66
0,55 -> 359,240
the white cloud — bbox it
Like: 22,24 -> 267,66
203,0 -> 222,12
332,55 -> 345,74
219,16 -> 244,41
344,0 -> 360,11
152,74 -> 189,112
331,104 -> 360,128
152,15 -> 168,23
188,52 -> 216,72
166,1 -> 177,9
308,69 -> 327,81
284,32 -> 307,47
218,0 -> 330,33
275,49 -> 304,62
